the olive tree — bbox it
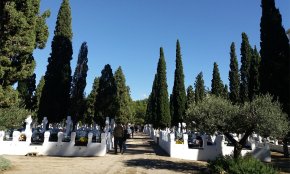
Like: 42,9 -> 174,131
186,94 -> 289,158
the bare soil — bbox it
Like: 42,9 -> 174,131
1,132 -> 207,174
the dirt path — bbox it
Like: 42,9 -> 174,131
2,132 -> 207,174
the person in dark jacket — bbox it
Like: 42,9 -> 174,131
113,122 -> 124,154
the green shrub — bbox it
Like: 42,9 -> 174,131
208,155 -> 278,174
0,156 -> 11,171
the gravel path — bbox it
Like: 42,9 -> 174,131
2,132 -> 207,174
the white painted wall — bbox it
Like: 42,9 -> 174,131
143,125 -> 271,162
0,130 -> 107,157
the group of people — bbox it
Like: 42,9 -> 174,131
113,122 -> 134,154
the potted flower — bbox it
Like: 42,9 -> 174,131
19,133 -> 26,141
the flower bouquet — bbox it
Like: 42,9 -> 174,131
19,133 -> 26,141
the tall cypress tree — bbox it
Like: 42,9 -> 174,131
260,0 -> 289,114
260,0 -> 290,157
85,77 -> 99,124
211,62 -> 224,97
229,42 -> 240,104
39,0 -> 73,123
94,64 -> 117,128
155,48 -> 171,129
17,73 -> 36,111
35,76 -> 45,121
240,32 -> 252,103
249,46 -> 261,101
70,42 -> 88,126
114,66 -> 133,124
171,40 -> 186,127
195,72 -> 205,103
145,74 -> 157,125
223,84 -> 229,99
186,85 -> 195,110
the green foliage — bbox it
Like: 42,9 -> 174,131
208,155 -> 278,174
0,86 -> 19,108
171,40 -> 186,127
70,42 -> 88,125
186,94 -> 289,157
260,0 -> 290,116
35,76 -> 45,121
146,48 -> 171,129
132,99 -> 147,125
0,106 -> 30,130
155,48 -> 171,129
194,72 -> 205,103
17,73 -> 36,111
0,156 -> 11,171
38,0 -> 73,123
85,77 -> 99,124
145,75 -> 157,125
229,42 -> 240,104
249,46 -> 261,101
239,94 -> 289,138
186,95 -> 237,134
94,64 -> 117,128
240,32 -> 252,103
211,62 -> 224,97
0,0 -> 49,87
186,85 -> 195,110
114,66 -> 133,124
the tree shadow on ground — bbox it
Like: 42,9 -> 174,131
270,152 -> 290,173
124,158 -> 207,173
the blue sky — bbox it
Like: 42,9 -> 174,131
33,0 -> 290,100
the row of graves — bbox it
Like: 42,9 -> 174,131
144,123 -> 274,162
0,116 -> 115,156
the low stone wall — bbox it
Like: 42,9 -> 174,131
144,126 -> 271,162
0,131 -> 108,157
269,143 -> 290,153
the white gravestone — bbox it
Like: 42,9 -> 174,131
25,115 -> 33,137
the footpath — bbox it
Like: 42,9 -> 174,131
2,132 -> 206,174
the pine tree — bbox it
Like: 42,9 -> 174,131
260,0 -> 290,157
94,64 -> 117,128
249,46 -> 261,101
155,48 -> 171,129
186,85 -> 195,110
240,32 -> 252,103
38,0 -> 73,123
145,74 -> 157,125
0,0 -> 49,107
85,77 -> 99,124
0,0 -> 49,87
229,42 -> 240,104
194,72 -> 205,103
171,40 -> 186,127
211,62 -> 224,97
70,42 -> 88,126
17,73 -> 36,111
114,66 -> 133,124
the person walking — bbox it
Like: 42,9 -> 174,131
122,126 -> 129,154
113,122 -> 124,154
